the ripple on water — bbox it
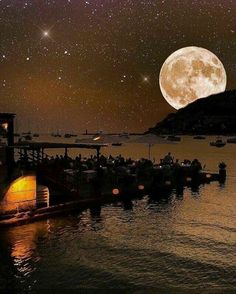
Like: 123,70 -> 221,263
1,140 -> 236,290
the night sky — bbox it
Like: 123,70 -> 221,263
0,0 -> 235,133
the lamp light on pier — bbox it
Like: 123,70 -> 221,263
138,184 -> 145,190
112,188 -> 120,195
1,123 -> 8,130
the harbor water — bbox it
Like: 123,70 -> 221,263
0,136 -> 236,291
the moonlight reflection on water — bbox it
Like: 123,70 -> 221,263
0,136 -> 236,291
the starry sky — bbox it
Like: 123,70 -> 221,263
0,0 -> 235,133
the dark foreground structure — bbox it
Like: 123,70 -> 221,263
0,113 -> 226,227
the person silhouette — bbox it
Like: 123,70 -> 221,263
163,152 -> 173,165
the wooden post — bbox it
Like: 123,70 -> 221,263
96,147 -> 100,169
24,149 -> 28,166
32,149 -> 35,163
6,116 -> 15,176
148,143 -> 151,160
65,148 -> 68,158
37,149 -> 40,164
19,148 -> 23,161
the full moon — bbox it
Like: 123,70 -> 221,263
159,46 -> 227,109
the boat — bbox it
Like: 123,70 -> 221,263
119,132 -> 130,139
51,132 -> 62,138
193,135 -> 206,140
21,131 -> 32,140
210,139 -> 226,147
227,137 -> 236,144
64,133 -> 77,138
167,135 -> 181,142
112,142 -> 122,146
19,134 -> 33,141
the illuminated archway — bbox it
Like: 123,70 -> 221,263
1,175 -> 36,213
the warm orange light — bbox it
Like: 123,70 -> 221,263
186,177 -> 192,182
93,136 -> 101,141
112,188 -> 120,195
206,174 -> 212,179
1,175 -> 36,213
138,184 -> 145,190
1,123 -> 8,130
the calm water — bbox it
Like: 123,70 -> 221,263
0,136 -> 236,291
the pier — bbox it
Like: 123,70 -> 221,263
0,113 -> 227,227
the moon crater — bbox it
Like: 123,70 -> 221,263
159,47 -> 227,109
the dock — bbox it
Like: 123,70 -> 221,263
0,113 -> 227,227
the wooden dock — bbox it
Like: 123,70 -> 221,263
0,169 -> 224,228
0,140 -> 227,227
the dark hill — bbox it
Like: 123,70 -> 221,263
149,90 -> 236,135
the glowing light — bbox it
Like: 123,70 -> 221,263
1,176 -> 36,213
142,75 -> 150,83
1,123 -> 8,130
138,184 -> 145,190
186,177 -> 192,182
206,174 -> 212,179
43,31 -> 49,37
159,46 -> 227,109
112,188 -> 120,195
93,136 -> 101,141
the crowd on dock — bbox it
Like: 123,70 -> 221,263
18,151 -> 203,177
15,151 -> 227,195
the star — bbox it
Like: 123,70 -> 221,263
142,76 -> 150,83
0,0 -> 234,133
43,31 -> 49,37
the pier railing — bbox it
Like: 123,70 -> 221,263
37,165 -> 80,196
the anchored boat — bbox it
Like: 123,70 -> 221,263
167,135 -> 181,142
227,137 -> 236,144
210,139 -> 226,147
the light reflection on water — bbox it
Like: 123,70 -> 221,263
0,137 -> 236,291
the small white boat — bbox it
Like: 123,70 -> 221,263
119,132 -> 130,139
167,135 -> 181,142
18,134 -> 32,142
210,139 -> 226,148
51,132 -> 62,138
64,133 -> 77,138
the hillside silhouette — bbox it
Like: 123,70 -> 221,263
149,90 -> 236,135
